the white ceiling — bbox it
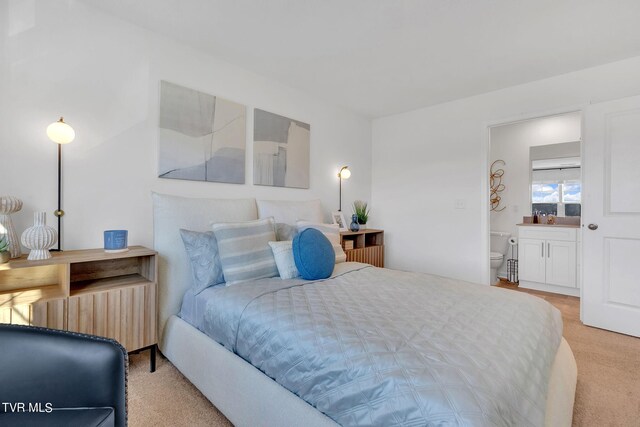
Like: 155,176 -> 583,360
85,0 -> 640,118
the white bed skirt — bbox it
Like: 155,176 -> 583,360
161,315 -> 577,427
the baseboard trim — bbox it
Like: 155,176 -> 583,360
519,280 -> 580,297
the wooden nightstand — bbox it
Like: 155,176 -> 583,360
0,246 -> 158,371
340,229 -> 384,267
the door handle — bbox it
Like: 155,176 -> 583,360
588,224 -> 599,230
547,242 -> 550,258
541,242 -> 544,257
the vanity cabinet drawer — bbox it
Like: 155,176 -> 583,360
518,226 -> 577,242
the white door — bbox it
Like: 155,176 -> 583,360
583,95 -> 640,337
546,240 -> 577,288
518,238 -> 546,283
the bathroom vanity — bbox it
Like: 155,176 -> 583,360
517,224 -> 580,296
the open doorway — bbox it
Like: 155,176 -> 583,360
488,111 -> 582,297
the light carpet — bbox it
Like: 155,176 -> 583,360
497,284 -> 640,426
128,352 -> 231,426
128,286 -> 640,426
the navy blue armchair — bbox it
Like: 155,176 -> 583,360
0,324 -> 127,427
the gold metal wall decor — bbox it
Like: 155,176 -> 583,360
490,160 -> 506,212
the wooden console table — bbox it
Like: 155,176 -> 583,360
0,246 -> 158,371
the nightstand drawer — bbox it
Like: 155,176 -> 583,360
345,245 -> 384,267
68,281 -> 157,352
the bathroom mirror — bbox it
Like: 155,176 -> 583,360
530,141 -> 581,217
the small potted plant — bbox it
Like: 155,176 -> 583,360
353,200 -> 370,230
0,234 -> 10,264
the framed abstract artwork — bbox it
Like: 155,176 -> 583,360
253,108 -> 310,189
158,81 -> 246,184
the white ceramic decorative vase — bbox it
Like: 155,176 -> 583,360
21,212 -> 58,261
0,195 -> 23,258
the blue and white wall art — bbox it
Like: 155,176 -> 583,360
158,81 -> 246,184
253,109 -> 310,189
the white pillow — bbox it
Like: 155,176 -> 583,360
296,221 -> 339,244
257,199 -> 324,225
334,246 -> 347,263
275,223 -> 298,241
296,221 -> 347,263
268,241 -> 299,279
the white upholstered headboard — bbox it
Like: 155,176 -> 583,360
152,192 -> 258,350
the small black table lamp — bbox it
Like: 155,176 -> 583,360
46,117 -> 75,251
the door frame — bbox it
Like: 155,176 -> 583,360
482,105 -> 585,288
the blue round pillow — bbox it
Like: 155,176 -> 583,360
292,228 -> 335,280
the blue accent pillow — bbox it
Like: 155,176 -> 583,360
292,228 -> 335,280
180,229 -> 224,294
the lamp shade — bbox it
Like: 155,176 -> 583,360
47,117 -> 75,144
338,166 -> 351,179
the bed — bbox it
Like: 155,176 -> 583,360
153,193 -> 577,427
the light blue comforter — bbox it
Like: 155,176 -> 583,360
199,264 -> 562,426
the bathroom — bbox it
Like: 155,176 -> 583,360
489,111 -> 582,296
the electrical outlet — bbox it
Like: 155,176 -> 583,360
454,199 -> 466,209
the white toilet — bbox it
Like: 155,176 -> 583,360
490,231 -> 511,284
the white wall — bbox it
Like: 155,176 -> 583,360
372,55 -> 640,284
489,112 -> 582,276
0,1 -> 372,251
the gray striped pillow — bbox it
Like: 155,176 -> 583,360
212,218 -> 279,285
